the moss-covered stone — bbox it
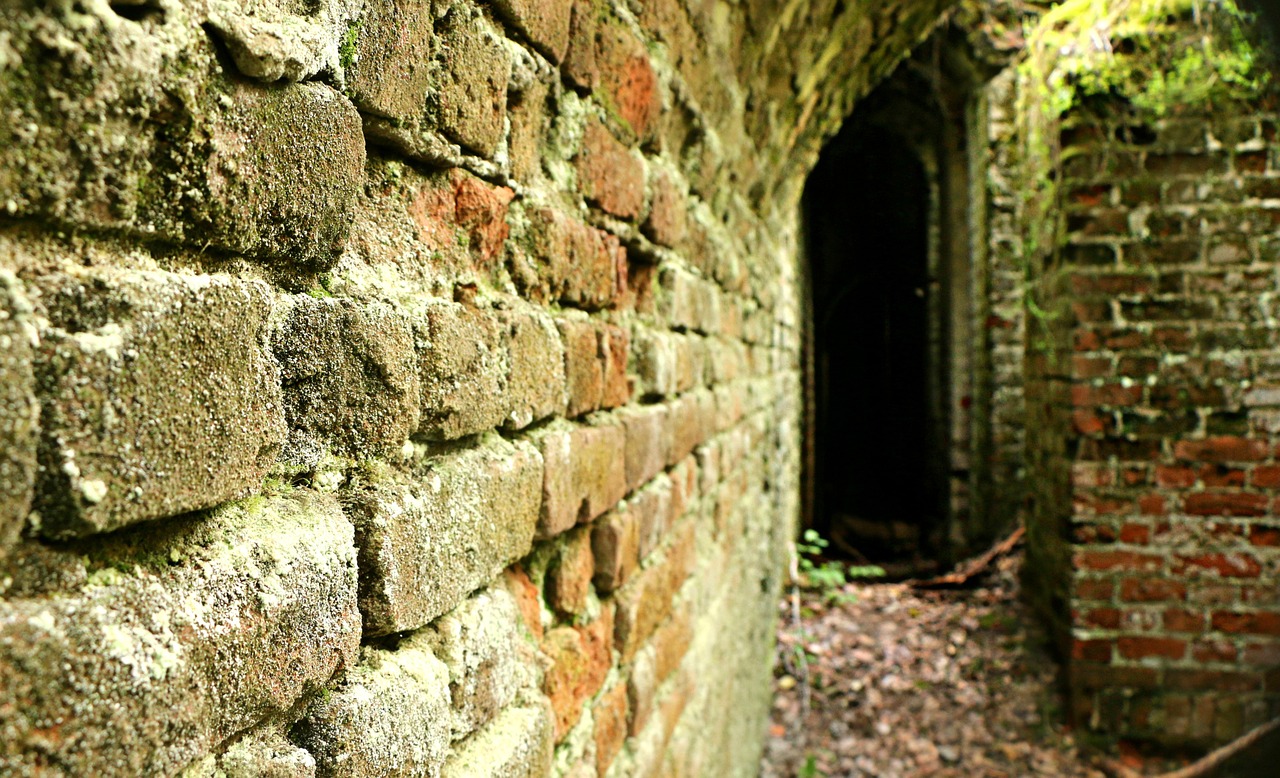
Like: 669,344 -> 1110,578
0,3 -> 363,270
30,268 -> 285,538
0,271 -> 39,557
346,435 -> 543,636
0,490 -> 360,777
294,638 -> 452,778
412,299 -> 510,440
421,589 -> 532,742
439,698 -> 554,778
274,295 -> 420,469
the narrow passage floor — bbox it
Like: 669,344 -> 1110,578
759,552 -> 1104,778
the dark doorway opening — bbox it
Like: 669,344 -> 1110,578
805,120 -> 943,571
801,35 -> 995,576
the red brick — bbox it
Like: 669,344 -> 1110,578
593,682 -> 628,774
1249,524 -> 1280,546
1243,641 -> 1280,665
1252,465 -> 1280,488
595,17 -> 660,141
548,527 -> 595,616
452,170 -> 515,266
1136,496 -> 1165,517
1076,549 -> 1164,572
1163,608 -> 1204,632
1156,465 -> 1197,488
1120,578 -> 1186,602
521,207 -> 619,309
643,167 -> 687,248
600,325 -> 630,409
575,120 -> 645,220
542,607 -> 615,740
1072,639 -> 1114,662
1192,639 -> 1237,662
1083,607 -> 1122,629
502,565 -> 544,641
1117,636 -> 1186,659
1071,383 -> 1143,408
1175,552 -> 1262,578
651,608 -> 693,684
490,0 -> 573,63
1198,466 -> 1247,488
1184,491 -> 1268,517
1076,578 -> 1116,600
615,520 -> 695,662
592,508 -> 639,593
1071,664 -> 1160,690
1072,410 -> 1109,435
1174,436 -> 1270,463
1119,522 -> 1151,543
1212,610 -> 1280,635
560,319 -> 606,418
1164,669 -> 1263,693
562,0 -> 599,89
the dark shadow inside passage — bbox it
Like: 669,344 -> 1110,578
803,90 -> 946,571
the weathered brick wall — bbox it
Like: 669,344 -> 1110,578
1010,7 -> 1280,746
0,0 -> 948,775
1056,103 -> 1280,746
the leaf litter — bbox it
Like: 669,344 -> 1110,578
760,550 -> 1106,778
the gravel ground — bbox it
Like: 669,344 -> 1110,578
760,551 -> 1108,778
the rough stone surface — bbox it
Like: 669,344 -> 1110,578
515,206 -> 620,310
541,608 -> 613,739
435,7 -> 511,157
0,6 -> 365,270
574,120 -> 645,220
275,295 -> 420,468
500,307 -> 567,430
490,0 -> 573,63
440,698 -> 554,778
531,421 -> 627,539
0,491 -> 360,777
423,589 -> 532,742
30,269 -> 285,538
412,300 -> 509,440
348,435 -> 542,636
0,272 -> 39,557
182,730 -> 318,778
294,639 -> 452,778
346,0 -> 436,121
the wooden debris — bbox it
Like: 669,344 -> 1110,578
908,526 -> 1026,589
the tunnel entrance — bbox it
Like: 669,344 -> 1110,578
801,35 -> 996,576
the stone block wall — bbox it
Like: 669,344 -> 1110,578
0,0 -> 949,775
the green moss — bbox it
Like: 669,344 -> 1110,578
340,20 -> 362,72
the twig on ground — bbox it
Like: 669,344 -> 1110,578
908,525 -> 1026,589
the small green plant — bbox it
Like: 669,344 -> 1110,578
798,754 -> 823,778
796,529 -> 885,604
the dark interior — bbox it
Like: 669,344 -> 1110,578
804,107 -> 944,571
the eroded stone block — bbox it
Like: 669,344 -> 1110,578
0,6 -> 363,269
531,421 -> 626,539
294,639 -> 451,778
413,300 -> 509,440
490,0 -> 573,63
0,272 -> 39,557
422,589 -> 532,742
348,435 -> 542,636
0,491 -> 360,776
275,296 -> 419,468
440,698 -> 554,778
31,269 -> 285,538
500,307 -> 567,430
